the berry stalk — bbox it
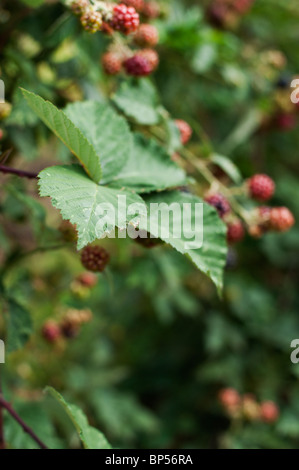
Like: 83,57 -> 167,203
0,395 -> 48,449
148,126 -> 251,223
0,165 -> 38,179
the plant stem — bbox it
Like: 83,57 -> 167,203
181,150 -> 250,221
0,395 -> 48,449
0,166 -> 38,179
148,126 -> 252,223
179,147 -> 215,185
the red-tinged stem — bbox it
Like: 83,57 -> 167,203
0,396 -> 48,449
0,166 -> 38,179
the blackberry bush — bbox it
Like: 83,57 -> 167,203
0,0 -> 297,451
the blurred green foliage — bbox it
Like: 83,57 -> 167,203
0,0 -> 299,449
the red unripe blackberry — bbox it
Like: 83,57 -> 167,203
139,48 -> 159,70
276,113 -> 296,131
233,0 -> 255,14
42,320 -> 61,343
123,54 -> 152,76
204,193 -> 231,218
80,10 -> 102,33
76,272 -> 98,288
70,0 -> 89,16
260,401 -> 279,423
175,119 -> 192,145
142,1 -> 161,19
218,388 -> 240,409
227,219 -> 245,244
102,52 -> 122,75
0,129 -> 3,140
269,207 -> 295,232
121,0 -> 144,12
81,245 -> 110,272
248,174 -> 275,201
134,24 -> 159,47
109,4 -> 139,35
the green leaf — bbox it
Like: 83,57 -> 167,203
65,101 -> 132,183
139,191 -> 227,292
192,43 -> 217,74
38,165 -> 146,250
6,299 -> 32,353
111,134 -> 187,193
112,79 -> 161,125
21,89 -> 102,183
90,389 -> 158,441
220,108 -> 263,155
210,154 -> 242,184
46,387 -> 112,449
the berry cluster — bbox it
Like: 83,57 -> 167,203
170,118 -> 294,248
250,206 -> 295,237
218,388 -> 279,423
69,1 -> 161,77
102,47 -> 159,76
70,1 -> 140,34
203,172 -> 294,245
42,308 -> 93,343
